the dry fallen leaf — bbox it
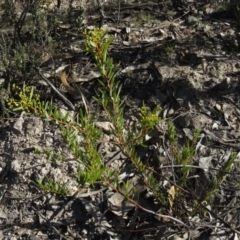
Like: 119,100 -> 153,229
168,185 -> 176,208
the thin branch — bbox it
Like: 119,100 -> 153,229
35,67 -> 75,111
105,181 -> 189,229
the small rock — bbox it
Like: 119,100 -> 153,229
25,117 -> 43,136
95,121 -> 114,133
59,108 -> 74,122
186,16 -> 199,27
11,159 -> 21,172
44,134 -> 53,147
168,108 -> 175,116
191,114 -> 212,129
215,103 -> 221,111
12,112 -> 25,134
